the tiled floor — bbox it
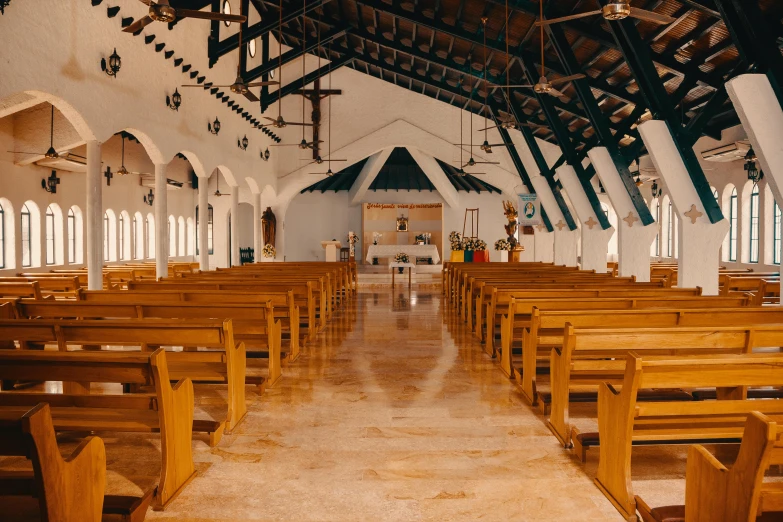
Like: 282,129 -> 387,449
146,289 -> 634,521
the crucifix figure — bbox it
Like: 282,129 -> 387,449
292,78 -> 342,159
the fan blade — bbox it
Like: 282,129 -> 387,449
494,84 -> 535,88
548,88 -> 569,102
475,161 -> 501,165
243,90 -> 259,103
477,125 -> 501,132
123,16 -> 155,33
549,74 -> 586,85
7,151 -> 45,155
175,9 -> 247,23
271,144 -> 306,147
138,0 -> 152,4
324,159 -> 348,162
245,81 -> 280,87
181,84 -> 231,88
285,122 -> 315,127
465,172 -> 487,175
263,117 -> 277,122
534,10 -> 601,26
629,7 -> 676,25
486,143 -> 511,147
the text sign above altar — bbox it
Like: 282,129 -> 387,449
365,203 -> 443,210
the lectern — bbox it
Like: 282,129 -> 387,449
321,240 -> 342,262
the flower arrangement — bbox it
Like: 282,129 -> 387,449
473,239 -> 488,251
372,231 -> 383,245
262,243 -> 276,258
394,252 -> 410,263
494,239 -> 512,251
449,231 -> 463,251
347,231 -> 358,245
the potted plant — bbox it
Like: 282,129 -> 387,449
448,231 -> 464,262
494,238 -> 512,262
262,243 -> 276,262
473,239 -> 489,262
394,252 -> 410,273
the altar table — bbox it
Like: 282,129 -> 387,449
365,244 -> 440,264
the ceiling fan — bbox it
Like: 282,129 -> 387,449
535,0 -> 676,27
499,0 -> 586,102
181,3 -> 277,102
8,105 -> 64,160
451,95 -> 490,176
263,0 -> 315,129
310,42 -> 341,178
213,174 -> 231,197
274,139 -> 323,149
114,133 -> 150,176
303,155 -> 348,167
124,0 -> 247,34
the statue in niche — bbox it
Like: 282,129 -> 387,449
261,207 -> 276,248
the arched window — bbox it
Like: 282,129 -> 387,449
118,212 -> 125,260
103,210 -> 118,262
146,214 -> 155,259
749,184 -> 760,263
195,204 -> 214,255
178,217 -> 185,256
774,201 -> 781,266
21,203 -> 32,268
133,212 -> 144,259
0,201 -> 5,269
103,212 -> 109,261
728,187 -> 738,262
650,198 -> 660,257
119,211 -> 130,260
667,199 -> 674,258
186,217 -> 194,256
0,198 -> 15,270
169,215 -> 176,257
45,205 -> 56,265
67,208 -> 75,263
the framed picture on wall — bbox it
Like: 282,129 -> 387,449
396,217 -> 409,232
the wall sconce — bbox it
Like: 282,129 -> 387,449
744,147 -> 764,184
101,48 -> 122,78
208,117 -> 221,135
651,180 -> 663,198
237,135 -> 248,151
261,147 -> 270,161
144,188 -> 154,206
166,88 -> 182,111
42,171 -> 60,194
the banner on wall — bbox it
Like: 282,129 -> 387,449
518,194 -> 541,226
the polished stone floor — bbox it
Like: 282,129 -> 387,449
145,289 -> 632,521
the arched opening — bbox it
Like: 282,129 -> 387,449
0,198 -> 14,270
104,209 -> 117,262
740,180 -> 756,263
133,212 -> 144,259
722,185 -> 738,262
146,213 -> 155,259
45,203 -> 64,266
650,198 -> 660,257
178,216 -> 185,256
196,204 -> 214,256
168,215 -> 176,257
119,211 -> 131,261
67,206 -> 83,265
21,201 -> 41,268
661,196 -> 672,259
186,217 -> 194,256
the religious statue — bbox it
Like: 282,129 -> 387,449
502,200 -> 519,248
261,207 -> 276,249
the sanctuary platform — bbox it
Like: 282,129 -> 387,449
357,263 -> 442,287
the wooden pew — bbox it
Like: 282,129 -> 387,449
10,298 -> 284,387
524,306 -> 783,411
595,352 -> 783,521
634,411 -> 778,522
0,276 -> 80,298
75,288 -> 303,357
721,273 -> 780,297
0,349 -> 197,509
0,403 -> 106,522
758,279 -> 781,305
0,281 -> 43,300
0,318 -> 246,440
497,295 -> 751,382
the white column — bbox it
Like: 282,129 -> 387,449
198,178 -> 209,271
253,192 -> 262,262
532,226 -> 553,263
85,140 -> 103,290
230,190 -> 239,267
589,147 -> 657,281
154,163 -> 168,279
557,165 -> 615,273
530,174 -> 578,266
638,121 -> 729,294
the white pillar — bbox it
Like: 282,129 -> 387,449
253,192 -> 262,262
85,140 -> 103,290
638,121 -> 729,294
230,190 -> 239,267
557,165 -> 615,273
154,163 -> 168,279
589,147 -> 657,281
198,178 -> 209,271
530,174 -> 578,266
532,226 -> 553,263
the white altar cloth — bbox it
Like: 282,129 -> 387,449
366,244 -> 440,264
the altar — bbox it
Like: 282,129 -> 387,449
365,244 -> 441,264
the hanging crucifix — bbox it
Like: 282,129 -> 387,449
292,77 -> 341,159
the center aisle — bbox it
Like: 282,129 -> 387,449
148,289 -> 622,521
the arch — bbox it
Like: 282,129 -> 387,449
67,206 -> 83,265
104,209 -> 117,262
146,213 -> 156,259
748,183 -> 760,263
178,216 -> 186,256
21,200 -> 41,268
168,215 -> 176,257
133,212 -> 144,260
173,150 -> 207,178
186,217 -> 194,256
119,211 -> 131,261
23,91 -> 97,141
120,127 -> 166,165
245,177 -> 260,194
722,184 -> 738,262
45,203 -> 64,266
0,198 -> 15,270
215,166 -> 238,187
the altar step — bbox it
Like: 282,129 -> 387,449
357,264 -> 442,287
